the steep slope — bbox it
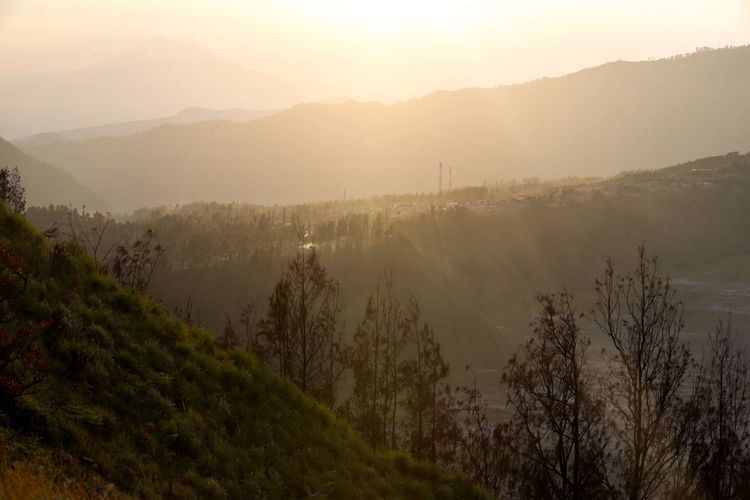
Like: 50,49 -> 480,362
0,126 -> 25,141
0,137 -> 108,211
22,45 -> 750,211
0,204 -> 485,498
14,107 -> 280,147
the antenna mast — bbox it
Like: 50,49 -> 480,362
438,162 -> 443,197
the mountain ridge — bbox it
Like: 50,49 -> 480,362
0,137 -> 108,211
21,45 -> 750,211
14,107 -> 280,147
1,37 -> 299,133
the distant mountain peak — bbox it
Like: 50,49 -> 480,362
92,36 -> 249,74
134,35 -> 215,53
1,36 -> 299,133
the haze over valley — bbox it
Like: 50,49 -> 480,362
9,44 -> 750,210
2,1 -> 750,498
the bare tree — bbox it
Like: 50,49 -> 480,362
110,228 -> 165,293
593,246 -> 692,500
686,318 -> 750,500
173,295 -> 202,327
503,290 -> 610,500
79,211 -> 114,267
53,206 -> 114,268
455,366 -> 510,496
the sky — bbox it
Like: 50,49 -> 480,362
1,0 -> 749,104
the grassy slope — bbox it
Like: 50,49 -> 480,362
0,204 -> 486,499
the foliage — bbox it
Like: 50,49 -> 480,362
0,202 -> 487,499
0,167 -> 25,213
0,462 -> 100,499
345,275 -> 458,466
400,298 -> 457,464
24,152 -> 750,368
0,320 -> 52,407
0,241 -> 50,408
346,271 -> 405,450
256,241 -> 346,407
0,241 -> 30,321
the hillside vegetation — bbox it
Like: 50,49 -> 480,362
22,45 -> 750,210
0,203 -> 486,498
26,152 -> 750,375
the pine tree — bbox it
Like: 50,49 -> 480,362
0,167 -> 26,213
256,241 -> 345,406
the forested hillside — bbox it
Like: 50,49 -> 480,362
25,152 -> 750,380
22,45 -> 750,210
16,151 -> 750,497
0,202 -> 486,498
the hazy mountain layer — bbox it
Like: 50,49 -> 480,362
13,107 -> 280,147
22,45 -> 750,211
1,37 -> 297,133
0,137 -> 108,211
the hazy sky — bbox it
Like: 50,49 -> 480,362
1,0 -> 749,103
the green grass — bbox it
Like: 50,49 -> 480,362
0,203 -> 487,499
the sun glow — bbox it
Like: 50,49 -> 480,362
282,0 -> 496,37
1,0 -> 748,109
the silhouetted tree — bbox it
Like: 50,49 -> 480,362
503,290 -> 610,500
686,319 -> 750,500
173,295 -> 202,327
400,297 -> 456,463
0,167 -> 25,213
239,302 -> 256,352
110,228 -> 165,292
454,367 -> 510,496
220,316 -> 239,349
346,271 -> 405,450
256,240 -> 345,406
593,246 -> 692,500
75,209 -> 113,267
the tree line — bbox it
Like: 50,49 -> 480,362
219,232 -> 460,464
7,168 -> 750,498
235,234 -> 750,500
